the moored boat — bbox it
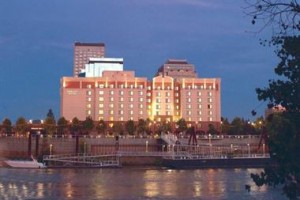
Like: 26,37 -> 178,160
4,156 -> 46,168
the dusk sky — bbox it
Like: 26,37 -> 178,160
0,0 -> 278,122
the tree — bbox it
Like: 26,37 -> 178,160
229,117 -> 244,135
70,117 -> 81,135
43,117 -> 56,135
82,117 -> 94,135
2,118 -> 12,135
57,117 -> 68,135
15,117 -> 28,135
207,124 -> 219,135
221,117 -> 231,134
47,109 -> 55,120
157,121 -> 172,134
137,119 -> 147,136
176,118 -> 188,134
125,120 -> 136,136
245,3 -> 300,197
112,122 -> 124,135
245,0 -> 300,35
256,36 -> 300,111
96,120 -> 107,135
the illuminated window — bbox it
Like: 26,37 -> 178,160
87,97 -> 92,102
99,91 -> 104,95
130,91 -> 134,96
99,104 -> 104,108
109,104 -> 114,108
99,97 -> 104,102
139,91 -> 143,95
129,104 -> 133,108
99,110 -> 104,114
110,90 -> 114,95
120,97 -> 124,102
119,91 -> 124,95
130,97 -> 134,102
139,97 -> 143,102
110,97 -> 114,101
87,104 -> 91,108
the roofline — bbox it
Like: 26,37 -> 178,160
74,42 -> 105,47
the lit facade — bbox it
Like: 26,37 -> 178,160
61,71 -> 149,122
73,42 -> 105,76
61,73 -> 221,131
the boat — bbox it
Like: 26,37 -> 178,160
4,156 -> 46,168
162,155 -> 272,169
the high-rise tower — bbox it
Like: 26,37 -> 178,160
73,42 -> 105,76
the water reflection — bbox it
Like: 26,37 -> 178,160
0,168 -> 286,200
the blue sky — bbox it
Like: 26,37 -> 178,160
0,0 -> 277,122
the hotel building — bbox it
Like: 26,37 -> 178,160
73,42 -> 105,76
61,57 -> 221,131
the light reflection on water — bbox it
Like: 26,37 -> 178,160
0,167 -> 286,200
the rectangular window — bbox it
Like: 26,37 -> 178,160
99,91 -> 104,95
99,97 -> 104,102
99,110 -> 104,114
99,104 -> 104,108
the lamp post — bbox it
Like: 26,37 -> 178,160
49,144 -> 53,155
145,140 -> 148,152
247,143 -> 250,157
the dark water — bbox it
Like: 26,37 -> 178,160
0,167 -> 286,200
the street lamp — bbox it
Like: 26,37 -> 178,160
247,143 -> 250,157
145,140 -> 148,152
49,144 -> 53,155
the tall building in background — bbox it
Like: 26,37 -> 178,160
73,42 -> 105,76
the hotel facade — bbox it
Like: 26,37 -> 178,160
61,44 -> 221,132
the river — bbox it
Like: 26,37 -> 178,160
0,167 -> 286,200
